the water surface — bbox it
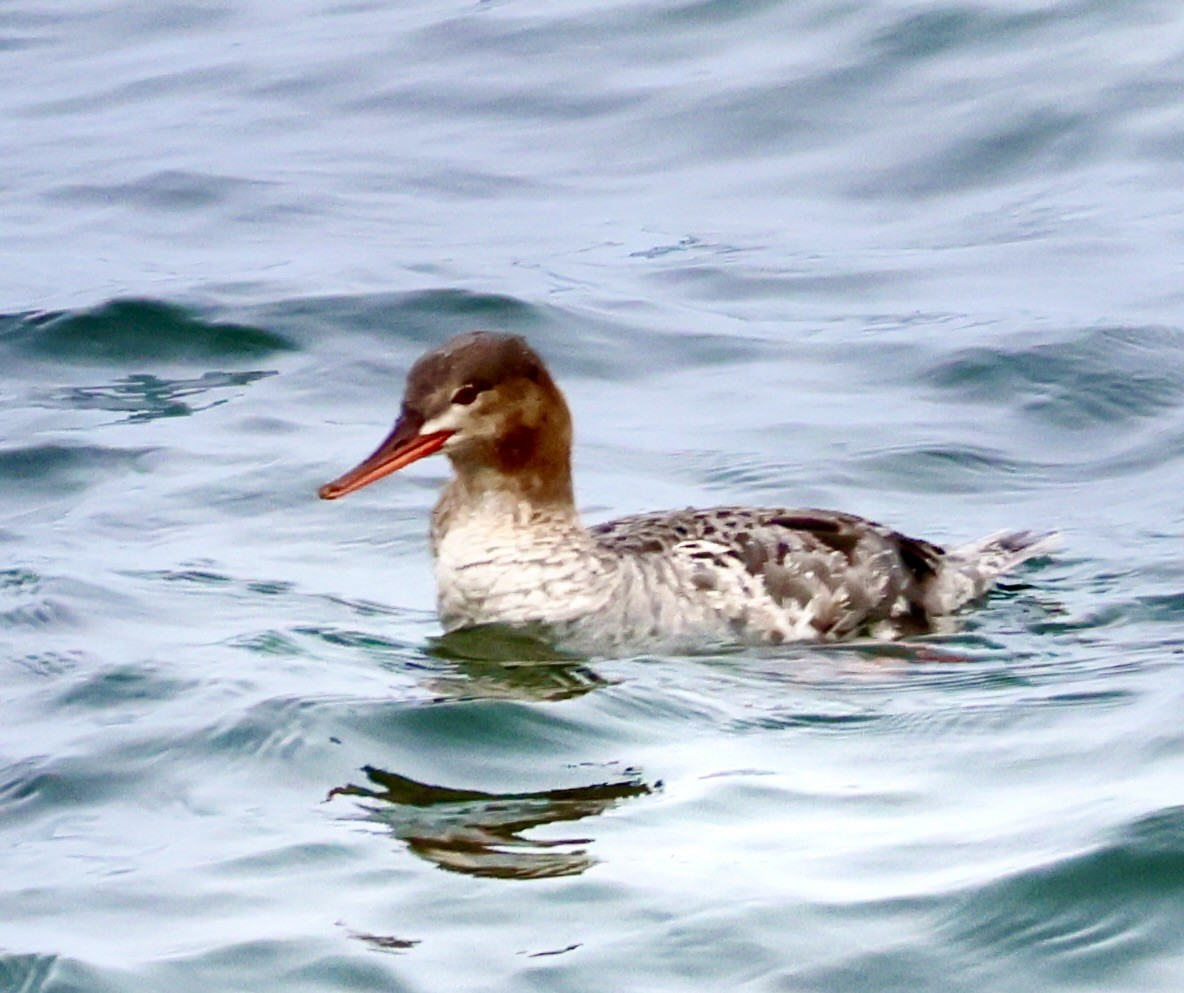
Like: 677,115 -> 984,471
3,2 -> 1184,991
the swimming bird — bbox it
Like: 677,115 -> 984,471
319,332 -> 1054,654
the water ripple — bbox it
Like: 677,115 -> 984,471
0,443 -> 152,493
43,370 -> 276,423
942,807 -> 1184,977
5,300 -> 294,363
924,326 -> 1184,429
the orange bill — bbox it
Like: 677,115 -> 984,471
319,420 -> 453,500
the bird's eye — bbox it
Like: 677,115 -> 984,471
450,383 -> 482,406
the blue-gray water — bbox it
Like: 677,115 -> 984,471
3,2 -> 1184,991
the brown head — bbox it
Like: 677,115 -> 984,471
318,332 -> 574,506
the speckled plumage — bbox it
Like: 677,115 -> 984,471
321,332 -> 1056,655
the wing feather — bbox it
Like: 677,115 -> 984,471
592,506 -> 944,636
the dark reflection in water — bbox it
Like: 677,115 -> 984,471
336,922 -> 420,954
49,370 -> 276,422
329,765 -> 654,880
424,659 -> 610,703
428,623 -> 581,663
426,625 -> 609,701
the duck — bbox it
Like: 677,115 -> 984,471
319,331 -> 1055,655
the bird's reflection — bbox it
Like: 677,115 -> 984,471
424,624 -> 610,702
329,765 -> 654,880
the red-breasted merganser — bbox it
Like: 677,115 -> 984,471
319,332 -> 1055,654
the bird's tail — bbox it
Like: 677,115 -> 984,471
926,529 -> 1060,614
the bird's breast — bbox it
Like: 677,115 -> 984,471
432,514 -> 616,630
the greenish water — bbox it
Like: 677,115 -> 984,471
3,2 -> 1184,992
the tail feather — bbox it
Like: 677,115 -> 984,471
926,529 -> 1059,614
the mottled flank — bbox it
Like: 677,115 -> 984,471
323,333 -> 1057,654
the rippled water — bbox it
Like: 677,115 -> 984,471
4,2 -> 1184,991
